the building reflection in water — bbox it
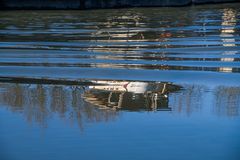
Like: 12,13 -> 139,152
0,79 -> 240,129
219,8 -> 237,73
83,81 -> 181,111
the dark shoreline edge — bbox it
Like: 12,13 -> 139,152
0,0 -> 239,10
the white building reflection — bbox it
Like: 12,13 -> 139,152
83,80 -> 181,111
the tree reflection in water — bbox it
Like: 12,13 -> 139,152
0,79 -> 240,129
214,86 -> 240,117
0,82 -> 118,129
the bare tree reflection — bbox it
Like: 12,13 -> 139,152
0,83 -> 118,129
0,80 -> 240,130
171,85 -> 206,116
214,86 -> 240,117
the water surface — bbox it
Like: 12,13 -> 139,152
0,3 -> 240,160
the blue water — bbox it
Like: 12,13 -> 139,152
0,3 -> 240,160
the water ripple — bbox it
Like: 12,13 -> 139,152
0,6 -> 240,85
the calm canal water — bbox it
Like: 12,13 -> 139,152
0,3 -> 240,160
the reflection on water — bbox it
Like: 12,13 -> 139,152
84,81 -> 180,111
0,4 -> 240,79
214,86 -> 240,117
0,79 -> 240,129
220,8 -> 237,72
0,80 -> 180,128
0,3 -> 240,129
1,4 -> 240,160
0,81 -> 118,129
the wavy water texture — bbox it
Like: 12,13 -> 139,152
0,5 -> 240,86
1,5 -> 240,160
